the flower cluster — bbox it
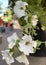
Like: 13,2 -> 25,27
1,0 -> 46,65
1,32 -> 38,65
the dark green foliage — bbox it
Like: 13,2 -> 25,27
41,0 -> 46,7
19,17 -> 27,26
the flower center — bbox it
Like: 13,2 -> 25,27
20,7 -> 24,10
25,41 -> 30,45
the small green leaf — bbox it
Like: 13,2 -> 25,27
37,40 -> 42,48
16,40 -> 20,48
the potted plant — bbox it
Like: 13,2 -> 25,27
1,0 -> 46,65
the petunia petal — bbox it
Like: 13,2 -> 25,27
7,32 -> 19,49
15,54 -> 29,65
1,50 -> 14,65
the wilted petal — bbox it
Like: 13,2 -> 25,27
7,32 -> 19,49
1,50 -> 14,65
31,15 -> 38,26
15,54 -> 29,65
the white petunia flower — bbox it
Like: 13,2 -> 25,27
7,32 -> 19,49
15,54 -> 29,65
1,50 -> 14,65
15,0 -> 28,8
31,15 -> 38,26
19,35 -> 37,55
13,1 -> 28,18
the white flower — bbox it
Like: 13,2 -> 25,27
13,1 -> 28,18
31,15 -> 38,26
1,50 -> 14,65
41,26 -> 45,30
7,32 -> 19,49
19,35 -> 37,55
12,20 -> 21,29
15,54 -> 29,65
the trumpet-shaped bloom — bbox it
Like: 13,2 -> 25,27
13,1 -> 28,18
1,50 -> 14,65
7,32 -> 19,49
19,35 -> 37,55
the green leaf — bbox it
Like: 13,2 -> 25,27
39,15 -> 46,30
37,40 -> 42,48
15,40 -> 20,48
19,17 -> 27,26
